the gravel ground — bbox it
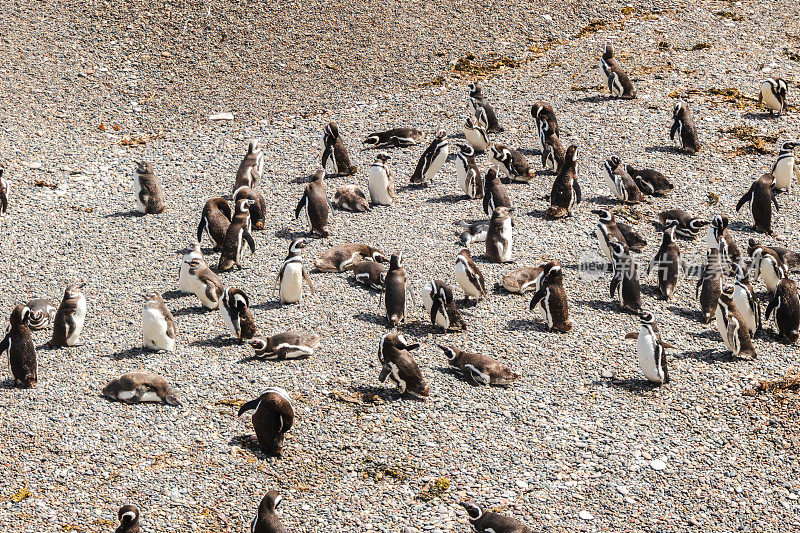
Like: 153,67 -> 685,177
2,0 -> 800,531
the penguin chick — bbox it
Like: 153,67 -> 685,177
133,161 -> 166,214
179,241 -> 204,294
610,241 -> 642,312
696,248 -> 723,324
220,288 -> 257,342
368,151 -> 396,206
531,101 -> 560,151
363,127 -> 424,148
671,101 -> 701,153
382,253 -> 411,327
238,387 -> 294,457
736,173 -> 780,234
233,186 -> 267,230
251,490 -> 288,533
624,310 -> 674,384
410,130 -> 448,187
540,122 -> 566,173
546,144 -> 580,218
115,504 -> 140,533
249,332 -> 321,360
439,345 -> 519,386
462,502 -> 533,533
1,305 -> 37,388
617,222 -> 647,252
321,122 -> 357,176
626,164 -> 673,196
333,184 -> 370,212
233,138 -> 265,192
102,371 -> 181,405
765,279 -> 800,343
600,42 -> 637,99
218,198 -> 256,271
184,258 -> 224,309
759,77 -> 788,116
529,260 -> 572,332
295,168 -> 330,237
50,282 -> 87,347
141,292 -> 176,352
647,222 -> 686,300
489,143 -> 535,182
421,280 -> 467,332
197,197 -> 232,251
378,333 -> 429,399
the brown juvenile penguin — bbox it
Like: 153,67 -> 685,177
1,305 -> 37,388
133,161 -> 166,214
295,168 -> 330,237
238,387 -> 294,457
378,333 -> 429,399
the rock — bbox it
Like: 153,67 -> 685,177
208,112 -> 234,121
649,459 -> 666,471
616,485 -> 629,496
516,480 -> 529,490
579,510 -> 594,520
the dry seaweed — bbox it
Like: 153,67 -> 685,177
417,477 -> 451,501
669,87 -> 757,110
720,125 -> 778,155
362,458 -> 409,482
715,11 -> 744,21
452,54 -> 518,78
744,368 -> 800,397
576,20 -> 607,38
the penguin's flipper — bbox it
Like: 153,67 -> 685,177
244,231 -> 256,255
755,296 -> 763,332
624,332 -> 639,340
610,275 -> 621,299
764,295 -> 778,321
124,386 -> 146,404
482,191 -> 491,216
529,285 -> 547,311
0,333 -> 9,354
378,365 -> 390,383
669,120 -> 679,141
65,314 -> 77,342
294,191 -> 307,220
573,179 -> 582,205
302,269 -> 315,294
197,216 -> 207,243
771,191 -> 780,212
735,190 -> 751,212
138,189 -> 150,208
430,297 -> 443,326
793,163 -> 800,181
237,397 -> 261,417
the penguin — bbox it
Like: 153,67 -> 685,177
671,101 -> 701,153
716,284 -> 757,358
657,209 -> 708,239
771,141 -> 800,191
462,502 -> 532,533
233,139 -> 264,192
593,208 -> 629,261
102,372 -> 181,405
321,122 -> 357,176
368,152 -> 396,206
377,333 -> 429,398
438,345 -> 520,386
0,167 -> 7,214
220,288 -> 257,342
457,220 -> 490,246
1,305 -> 37,388
482,168 -> 512,216
486,206 -> 514,263
353,259 -> 387,291
314,243 -> 386,272
600,42 -> 636,99
382,252 -> 411,327
141,292 -> 176,352
647,223 -> 685,300
179,241 -> 204,294
333,185 -> 370,212
626,164 -> 673,196
462,116 -> 490,153
696,248 -> 723,324
610,241 -> 642,312
540,123 -> 565,173
502,266 -> 544,294
275,238 -> 315,304
184,258 -> 224,309
197,197 -> 232,251
468,82 -> 503,133
295,168 -> 330,237
707,214 -> 742,272
529,260 -> 572,332
251,490 -> 288,533
618,221 -> 648,252
49,283 -> 87,347
132,161 -> 165,214
489,143 -> 535,182
624,311 -> 673,384
546,144 -> 580,218
410,130 -> 448,187
736,173 -> 780,234
25,298 -> 56,330
249,332 -> 321,360
233,186 -> 267,230
603,156 -> 642,203
766,279 -> 800,343
455,248 -> 486,303
115,505 -> 140,533
750,244 -> 788,294
237,387 -> 294,457
421,280 -> 466,332
531,101 -> 560,151
471,102 -> 498,136
218,198 -> 256,272
748,238 -> 800,272
759,77 -> 788,116
732,261 -> 761,336
455,144 -> 483,199
363,127 -> 424,148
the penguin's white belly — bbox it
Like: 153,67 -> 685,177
66,297 -> 87,345
595,227 -> 612,261
368,169 -> 392,205
762,266 -> 781,293
421,289 -> 434,315
142,308 -> 174,351
498,220 -> 513,262
761,85 -> 782,111
118,390 -> 162,403
600,63 -> 610,85
604,173 -> 622,199
179,253 -> 203,293
456,163 -> 470,196
324,151 -> 338,174
637,329 -> 662,382
705,227 -> 718,250
539,288 -> 552,325
220,306 -> 237,336
280,263 -> 304,303
425,149 -> 448,181
194,279 -> 219,309
463,128 -> 488,151
455,262 -> 481,298
773,158 -> 794,190
732,288 -> 756,334
715,308 -> 733,351
133,174 -> 146,212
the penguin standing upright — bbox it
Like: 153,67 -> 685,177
251,491 -> 288,533
732,262 -> 761,337
593,209 -> 629,261
624,311 -> 672,384
671,102 -> 701,153
657,209 -> 708,239
603,156 -> 642,203
421,280 -> 466,332
25,298 -> 57,330
378,333 -> 429,398
142,292 -> 176,352
115,505 -> 140,533
238,387 -> 294,457
454,248 -> 486,303
133,161 -> 166,214
529,260 -> 572,332
696,248 -> 723,324
647,223 -> 685,300
50,283 -> 87,347
462,502 -> 532,533
275,238 -> 315,304
716,284 -> 757,358
546,145 -> 580,218
233,139 -> 265,192
179,241 -> 204,294
197,198 -> 232,251
736,173 -> 780,234
482,168 -> 511,216
382,253 -> 411,327
410,130 -> 448,187
438,345 -> 520,386
759,77 -> 788,116
766,279 -> 800,343
707,215 -> 741,272
184,258 -> 224,309
233,186 -> 267,230
368,152 -> 396,206
218,198 -> 255,271
610,241 -> 642,312
600,43 -> 637,99
531,101 -> 560,151
220,288 -> 257,342
462,117 -> 490,153
295,169 -> 330,237
540,122 -> 566,172
771,141 -> 800,191
489,143 -> 535,182
468,82 -> 503,133
321,122 -> 357,176
486,207 -> 514,263
750,245 -> 788,294
0,305 -> 37,388
455,145 -> 483,199
0,167 -> 7,214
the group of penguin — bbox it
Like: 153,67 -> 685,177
1,41 -> 799,532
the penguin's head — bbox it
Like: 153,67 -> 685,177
9,305 -> 31,327
566,145 -> 578,164
395,333 -> 419,351
235,198 -> 254,214
780,140 -> 799,151
389,252 -> 403,270
541,260 -> 563,283
185,240 -> 202,254
118,505 -> 139,527
602,42 -> 614,59
461,501 -> 484,521
435,129 -> 448,140
609,240 -> 626,257
164,388 -> 181,406
459,144 -> 475,158
437,345 -> 458,362
491,206 -> 513,221
464,116 -> 476,130
250,337 -> 269,352
261,490 -> 283,513
673,102 -> 687,118
136,161 -> 152,175
531,103 -> 542,119
711,214 -> 728,230
247,138 -> 262,155
324,122 -> 339,138
468,82 -> 482,97
436,282 -> 453,304
607,155 -> 621,170
144,292 -> 163,308
721,283 -> 735,297
592,208 -> 613,222
776,78 -> 788,96
376,151 -> 391,163
289,238 -> 308,254
473,105 -> 489,127
688,218 -> 709,232
639,310 -> 656,324
64,282 -> 85,299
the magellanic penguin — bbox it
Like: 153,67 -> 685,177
49,283 -> 87,347
438,345 -> 520,386
457,220 -> 489,246
546,144 -> 581,218
771,141 -> 799,191
531,101 -> 560,151
486,206 -> 514,263
25,298 -> 56,330
502,266 -> 544,294
707,214 -> 742,272
368,152 -> 397,206
220,288 -> 257,342
610,241 -> 642,312
410,130 -> 448,187
295,169 -> 330,237
238,387 -> 294,457
115,504 -> 140,533
378,333 -> 429,399
603,156 -> 643,204
382,253 -> 411,327
249,331 -> 321,360
233,186 -> 267,230
716,284 -> 757,358
482,168 -> 512,216
197,197 -> 232,251
748,237 -> 800,272
321,122 -> 357,176
353,259 -> 387,291
759,77 -> 788,116
529,260 -> 572,332
489,143 -> 535,182
455,248 -> 486,303
314,243 -> 386,272
218,198 -> 256,271
658,209 -> 708,239
233,139 -> 265,192
468,82 -> 503,133
766,279 -> 800,343
647,223 -> 686,300
732,261 -> 761,337
1,305 -> 37,387
750,244 -> 788,294
462,502 -> 533,533
626,164 -> 673,196
251,490 -> 287,533
600,42 -> 636,99
0,167 -> 8,214
455,145 -> 483,199
462,116 -> 490,153
421,280 -> 467,332
275,238 -> 315,304
363,127 -> 424,148
624,310 -> 674,384
184,258 -> 224,309
617,220 -> 648,252
540,122 -> 565,173
671,101 -> 701,154
736,173 -> 780,234
594,209 -> 629,261
142,292 -> 176,352
102,372 -> 181,405
333,184 -> 370,212
179,241 -> 204,294
696,248 -> 723,324
133,161 -> 165,214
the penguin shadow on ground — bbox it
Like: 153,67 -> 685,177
105,210 -> 144,218
527,208 -> 548,218
505,318 -> 549,333
644,145 -> 684,155
741,112 -> 775,121
345,277 -> 381,293
229,435 -> 270,459
666,305 -> 697,321
517,147 -> 543,157
490,284 -> 516,297
173,305 -> 213,317
567,95 -> 609,104
728,221 -> 760,234
435,365 -> 469,383
290,172 -> 317,184
585,195 -> 617,206
274,227 -> 308,241
575,299 -> 620,313
450,132 -> 466,140
353,311 -> 386,327
161,289 -> 184,301
426,193 -> 464,205
672,347 -> 750,364
190,335 -> 240,348
0,379 -> 20,390
600,377 -> 664,392
757,328 -> 798,345
351,384 -> 419,403
252,300 -> 283,311
106,346 -> 149,360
